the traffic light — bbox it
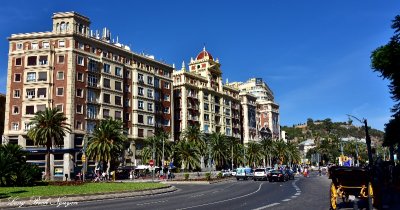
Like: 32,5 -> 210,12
81,154 -> 86,162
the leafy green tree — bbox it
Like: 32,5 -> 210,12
273,140 -> 288,164
209,132 -> 227,169
226,136 -> 240,169
259,137 -> 275,167
371,15 -> 400,147
86,119 -> 127,175
27,108 -> 71,180
174,140 -> 200,171
285,142 -> 301,166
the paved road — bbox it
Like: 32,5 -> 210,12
23,172 -> 333,210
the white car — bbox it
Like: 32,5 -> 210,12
253,168 -> 268,181
231,169 -> 237,176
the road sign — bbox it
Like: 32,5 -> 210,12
149,159 -> 154,167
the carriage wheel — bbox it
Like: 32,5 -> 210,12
330,182 -> 338,210
367,182 -> 374,210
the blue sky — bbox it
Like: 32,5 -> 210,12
0,0 -> 398,131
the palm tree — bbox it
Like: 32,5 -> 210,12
285,142 -> 301,166
27,108 -> 71,180
208,132 -> 227,169
86,119 -> 127,176
181,126 -> 206,169
174,140 -> 200,171
274,140 -> 288,165
260,137 -> 275,167
226,136 -> 239,170
246,141 -> 263,168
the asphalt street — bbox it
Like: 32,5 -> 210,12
22,172 -> 333,210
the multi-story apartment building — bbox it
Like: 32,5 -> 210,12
239,92 -> 257,144
173,48 -> 241,140
228,78 -> 280,139
3,12 -> 173,179
0,93 -> 5,138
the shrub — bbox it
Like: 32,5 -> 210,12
217,172 -> 222,179
205,172 -> 211,181
184,173 -> 189,180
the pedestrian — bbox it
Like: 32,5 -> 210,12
304,167 -> 308,177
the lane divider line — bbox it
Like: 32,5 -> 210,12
253,202 -> 280,210
177,182 -> 264,210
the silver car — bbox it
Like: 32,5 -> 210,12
253,168 -> 268,181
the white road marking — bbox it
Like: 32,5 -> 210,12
136,200 -> 168,206
253,202 -> 280,210
282,199 -> 291,202
291,196 -> 297,198
295,192 -> 301,196
177,182 -> 264,210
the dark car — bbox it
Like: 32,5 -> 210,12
285,169 -> 295,180
267,170 -> 288,182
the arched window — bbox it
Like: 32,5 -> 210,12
79,24 -> 83,34
56,23 -> 59,32
65,22 -> 69,31
60,22 -> 66,32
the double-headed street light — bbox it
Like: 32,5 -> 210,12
347,114 -> 373,166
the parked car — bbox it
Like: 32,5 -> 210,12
231,169 -> 237,176
236,167 -> 253,180
285,169 -> 295,180
221,170 -> 231,177
267,170 -> 288,182
253,168 -> 268,181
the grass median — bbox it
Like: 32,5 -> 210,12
0,182 -> 167,199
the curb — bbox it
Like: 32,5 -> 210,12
0,185 -> 176,209
161,177 -> 236,185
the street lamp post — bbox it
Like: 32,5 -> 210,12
152,139 -> 155,182
347,115 -> 373,166
161,135 -> 165,177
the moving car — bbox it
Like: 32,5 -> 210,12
231,169 -> 237,176
285,169 -> 295,180
267,169 -> 289,182
253,168 -> 269,181
236,167 -> 253,180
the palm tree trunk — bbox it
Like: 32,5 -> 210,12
46,145 -> 51,181
106,160 -> 111,180
200,156 -> 205,170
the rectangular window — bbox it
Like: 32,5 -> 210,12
56,87 -> 64,96
42,41 -> 50,48
138,73 -> 144,83
163,94 -> 170,101
27,56 -> 37,66
147,116 -> 153,125
76,89 -> 83,97
138,87 -> 144,96
58,55 -> 65,63
204,103 -> 209,111
12,123 -> 19,131
154,78 -> 160,88
14,73 -> 21,82
36,104 -> 46,112
115,96 -> 122,106
57,71 -> 64,80
15,58 -> 22,66
39,56 -> 48,65
13,90 -> 20,98
26,105 -> 34,115
88,59 -> 98,72
77,72 -> 83,81
115,111 -> 122,120
147,89 -> 153,98
26,89 -> 35,99
163,107 -> 169,114
147,103 -> 153,112
38,72 -> 47,81
103,93 -> 110,103
204,114 -> 209,121
56,104 -> 63,112
138,129 -> 144,137
16,43 -> 23,50
78,42 -> 84,50
88,74 -> 97,87
138,114 -> 144,123
59,40 -> 65,47
226,118 -> 231,125
77,56 -> 84,66
103,78 -> 110,88
103,109 -> 110,118
37,88 -> 47,98
115,81 -> 122,91
76,121 -> 82,130
76,104 -> 83,114
115,67 -> 122,77
31,43 -> 38,49
147,76 -> 153,85
103,63 -> 111,73
138,100 -> 144,109
26,72 -> 36,82
164,82 -> 170,89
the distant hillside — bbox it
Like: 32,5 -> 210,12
282,118 -> 384,146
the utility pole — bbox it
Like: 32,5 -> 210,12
152,139 -> 155,182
